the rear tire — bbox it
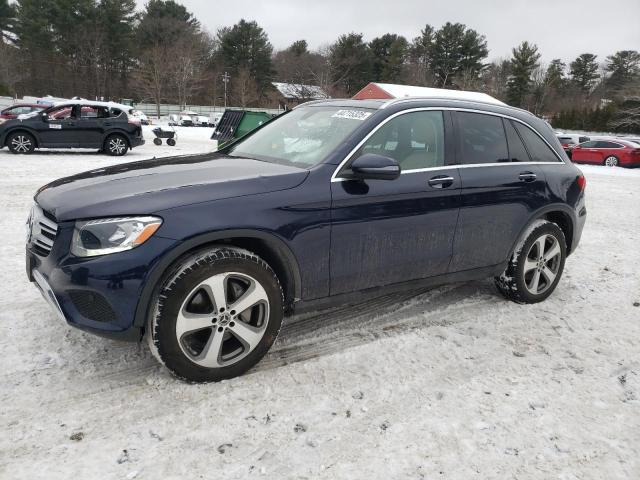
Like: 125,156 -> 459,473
7,131 -> 36,154
147,247 -> 283,383
153,138 -> 162,146
104,134 -> 129,156
495,220 -> 566,304
604,155 -> 619,167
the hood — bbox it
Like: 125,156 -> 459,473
35,153 -> 309,221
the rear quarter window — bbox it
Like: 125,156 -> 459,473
514,122 -> 561,163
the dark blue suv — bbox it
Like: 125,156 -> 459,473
27,96 -> 587,382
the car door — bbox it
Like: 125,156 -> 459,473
329,109 -> 461,295
449,112 -> 549,272
572,140 -> 599,164
75,106 -> 107,148
38,105 -> 79,147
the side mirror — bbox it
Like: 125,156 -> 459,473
347,153 -> 401,181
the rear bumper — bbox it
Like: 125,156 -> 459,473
130,136 -> 145,148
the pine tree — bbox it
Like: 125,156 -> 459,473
328,33 -> 373,95
370,34 -> 408,83
218,19 -> 275,97
605,50 -> 640,94
430,22 -> 488,87
569,53 -> 599,93
0,0 -> 15,41
545,59 -> 566,88
506,41 -> 540,107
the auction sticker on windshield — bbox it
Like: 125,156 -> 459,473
332,110 -> 372,121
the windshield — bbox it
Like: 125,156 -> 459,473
227,106 -> 374,168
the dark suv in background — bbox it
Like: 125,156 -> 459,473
27,94 -> 587,382
0,101 -> 144,156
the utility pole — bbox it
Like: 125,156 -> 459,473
221,72 -> 230,109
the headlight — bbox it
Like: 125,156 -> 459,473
71,216 -> 162,257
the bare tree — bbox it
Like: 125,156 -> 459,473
233,67 -> 260,107
136,44 -> 174,118
0,42 -> 23,96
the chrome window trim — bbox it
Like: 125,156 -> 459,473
331,107 -> 566,183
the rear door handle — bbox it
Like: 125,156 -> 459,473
519,172 -> 537,182
428,175 -> 455,188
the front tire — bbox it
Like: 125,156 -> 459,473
105,134 -> 129,156
147,247 -> 283,382
495,220 -> 566,304
7,131 -> 36,154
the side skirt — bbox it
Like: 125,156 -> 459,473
291,263 -> 506,315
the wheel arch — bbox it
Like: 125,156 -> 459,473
509,205 -> 576,260
103,129 -> 131,149
133,229 -> 302,332
3,127 -> 40,148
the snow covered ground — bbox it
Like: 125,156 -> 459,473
1,129 -> 639,479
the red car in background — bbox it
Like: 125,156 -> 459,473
571,138 -> 640,167
0,104 -> 46,123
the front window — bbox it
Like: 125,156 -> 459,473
47,105 -> 75,120
354,111 -> 445,170
227,106 -> 374,168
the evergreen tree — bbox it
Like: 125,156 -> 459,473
287,40 -> 308,56
506,41 -> 540,107
138,0 -> 199,48
545,59 -> 566,88
218,19 -> 274,96
605,50 -> 640,93
569,53 -> 599,93
98,0 -> 137,98
328,33 -> 372,95
408,25 -> 434,85
0,0 -> 15,41
430,22 -> 488,87
370,33 -> 408,83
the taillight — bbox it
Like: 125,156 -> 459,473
577,175 -> 586,191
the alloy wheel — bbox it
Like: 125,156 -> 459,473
175,272 -> 270,368
109,137 -> 127,155
523,234 -> 562,295
11,135 -> 32,153
604,156 -> 619,167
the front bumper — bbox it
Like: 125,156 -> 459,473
27,222 -> 178,342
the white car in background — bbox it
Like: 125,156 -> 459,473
131,110 -> 150,125
194,115 -> 210,127
132,110 -> 149,125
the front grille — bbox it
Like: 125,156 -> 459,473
28,205 -> 59,257
68,290 -> 117,323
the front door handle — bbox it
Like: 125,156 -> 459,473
519,172 -> 537,182
428,175 -> 455,188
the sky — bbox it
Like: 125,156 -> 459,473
137,0 -> 640,64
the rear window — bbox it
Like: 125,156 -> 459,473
558,137 -> 576,144
456,112 -> 509,164
596,141 -> 623,148
514,122 -> 561,163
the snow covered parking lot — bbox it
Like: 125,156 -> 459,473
1,128 -> 639,479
